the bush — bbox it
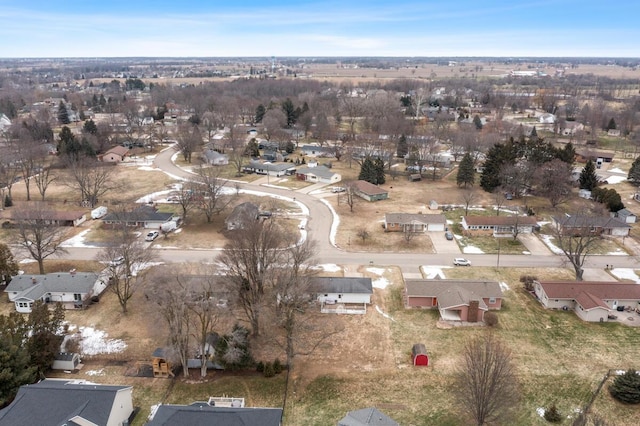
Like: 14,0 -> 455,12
273,358 -> 283,374
255,361 -> 264,373
609,370 -> 640,404
263,362 -> 275,378
520,275 -> 538,292
4,195 -> 12,207
484,312 -> 499,327
544,403 -> 562,423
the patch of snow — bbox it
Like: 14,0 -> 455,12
421,266 -> 449,279
86,369 -> 105,376
317,264 -> 342,272
468,207 -> 486,211
136,189 -> 173,204
375,305 -> 395,322
537,221 -> 550,226
138,166 -> 160,171
320,198 -> 339,247
130,261 -> 164,277
77,326 -> 127,355
499,281 -> 510,291
367,267 -> 386,276
608,167 -> 626,174
607,249 -> 628,256
522,251 -> 531,255
463,245 -> 484,254
19,258 -> 37,264
61,228 -> 93,248
610,268 -> 640,283
446,219 -> 453,224
537,407 -> 546,417
173,228 -> 182,234
372,277 -> 390,289
493,207 -> 519,214
540,235 -> 564,255
605,175 -> 626,184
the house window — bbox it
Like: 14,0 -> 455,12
74,293 -> 82,301
489,297 -> 496,304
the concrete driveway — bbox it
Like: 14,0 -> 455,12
428,231 -> 462,254
518,233 -> 552,255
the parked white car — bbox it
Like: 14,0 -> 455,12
453,258 -> 471,266
145,231 -> 159,241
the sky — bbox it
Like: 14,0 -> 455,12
0,0 -> 639,58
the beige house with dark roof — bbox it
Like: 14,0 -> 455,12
99,146 -> 130,162
352,180 -> 388,202
384,213 -> 446,232
462,215 -> 538,235
404,279 -> 503,322
533,280 -> 640,322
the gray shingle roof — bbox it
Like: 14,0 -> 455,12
385,213 -> 446,225
554,215 -> 630,229
147,404 -> 282,426
309,277 -> 373,294
5,273 -> 99,301
338,407 -> 399,426
296,165 -> 336,179
405,280 -> 503,309
0,379 -> 131,426
103,205 -> 173,223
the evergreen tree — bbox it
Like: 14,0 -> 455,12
57,126 -> 81,161
374,157 -> 385,185
27,301 -> 65,376
609,369 -> 640,404
281,98 -> 297,127
530,126 -> 538,140
255,104 -> 266,123
607,118 -> 617,130
457,152 -> 475,187
396,134 -> 408,158
0,243 -> 18,286
556,141 -> 576,164
579,160 -> 598,191
57,101 -> 70,125
0,313 -> 37,407
82,119 -> 98,135
473,114 -> 483,130
628,157 -> 640,184
480,142 -> 515,192
358,157 -> 376,184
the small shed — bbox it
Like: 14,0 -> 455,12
52,352 -> 81,371
428,200 -> 439,210
412,343 -> 429,366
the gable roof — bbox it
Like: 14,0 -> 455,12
309,277 -> 373,294
6,273 -> 99,301
103,205 -> 173,223
385,213 -> 446,225
338,407 -> 399,426
554,215 -> 630,229
353,180 -> 388,196
463,215 -> 538,226
203,149 -> 228,161
10,210 -> 86,222
537,281 -> 640,301
225,202 -> 259,226
147,404 -> 282,426
405,279 -> 503,309
296,165 -> 336,179
574,291 -> 611,310
103,145 -> 130,157
0,379 -> 131,426
246,160 -> 295,172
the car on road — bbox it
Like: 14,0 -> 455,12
145,231 -> 159,241
453,257 -> 471,266
109,256 -> 125,267
445,231 -> 454,240
331,187 -> 346,193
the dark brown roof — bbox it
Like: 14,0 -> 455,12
385,213 -> 446,225
574,292 -> 610,310
103,146 -> 130,157
353,180 -> 388,196
537,281 -> 640,301
11,210 -> 86,221
464,215 -> 538,226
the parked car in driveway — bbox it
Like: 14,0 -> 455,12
453,257 -> 471,266
445,231 -> 454,240
109,256 -> 125,267
145,231 -> 159,241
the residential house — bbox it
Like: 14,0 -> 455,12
615,208 -> 637,224
461,215 -> 538,236
225,202 -> 259,231
300,144 -> 334,157
384,213 -> 446,232
9,209 -> 87,227
561,121 -> 585,136
99,146 -> 130,163
538,113 -> 556,124
352,180 -> 388,202
201,149 -> 229,166
295,165 -> 342,184
338,407 -> 399,426
533,280 -> 640,322
5,272 -> 107,313
0,379 -> 134,426
102,205 -> 175,229
575,149 -> 614,164
147,403 -> 282,426
242,160 -> 296,177
404,279 -> 503,322
553,215 -> 631,237
309,277 -> 373,314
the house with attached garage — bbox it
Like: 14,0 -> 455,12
8,209 -> 87,227
352,180 -> 388,202
102,205 -> 176,229
384,212 -> 447,232
462,215 -> 538,236
338,407 -> 399,426
98,145 -> 130,163
201,148 -> 229,166
295,165 -> 342,184
147,402 -> 282,426
4,272 -> 107,313
0,379 -> 134,426
309,277 -> 373,314
404,279 -> 503,322
533,280 -> 640,322
242,160 -> 296,176
553,215 -> 631,237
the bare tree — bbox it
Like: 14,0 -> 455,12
356,227 -> 371,244
187,273 -> 221,378
0,151 -> 21,206
217,220 -> 288,336
340,181 -> 358,213
535,158 -> 573,208
492,188 -> 507,216
173,182 -> 200,225
33,157 -> 56,201
195,166 -> 233,223
454,334 -> 519,426
551,208 -> 606,281
65,158 -> 116,208
175,122 -> 202,163
97,220 -> 157,313
12,203 -> 68,274
11,127 -> 46,201
226,126 -> 246,177
460,188 -> 478,216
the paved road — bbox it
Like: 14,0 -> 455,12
52,145 -> 640,275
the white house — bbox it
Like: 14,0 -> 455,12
309,277 -> 373,314
5,272 -> 107,313
295,165 -> 341,184
538,113 -> 556,124
202,149 -> 229,166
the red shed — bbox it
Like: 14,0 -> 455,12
412,343 -> 429,366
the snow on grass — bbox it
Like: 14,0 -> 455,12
375,305 -> 395,322
138,166 -> 161,171
608,167 -> 626,174
499,281 -> 510,291
69,325 -> 127,355
174,228 -> 182,234
610,268 -> 640,283
136,189 -> 173,204
540,234 -> 564,255
320,198 -> 339,247
131,261 -> 164,277
605,175 -> 627,184
367,267 -> 386,276
536,407 -> 546,418
421,266 -> 449,279
86,369 -> 105,376
463,245 -> 484,254
61,228 -> 93,248
316,264 -> 342,272
607,248 -> 629,256
19,258 -> 37,264
372,277 -> 390,289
